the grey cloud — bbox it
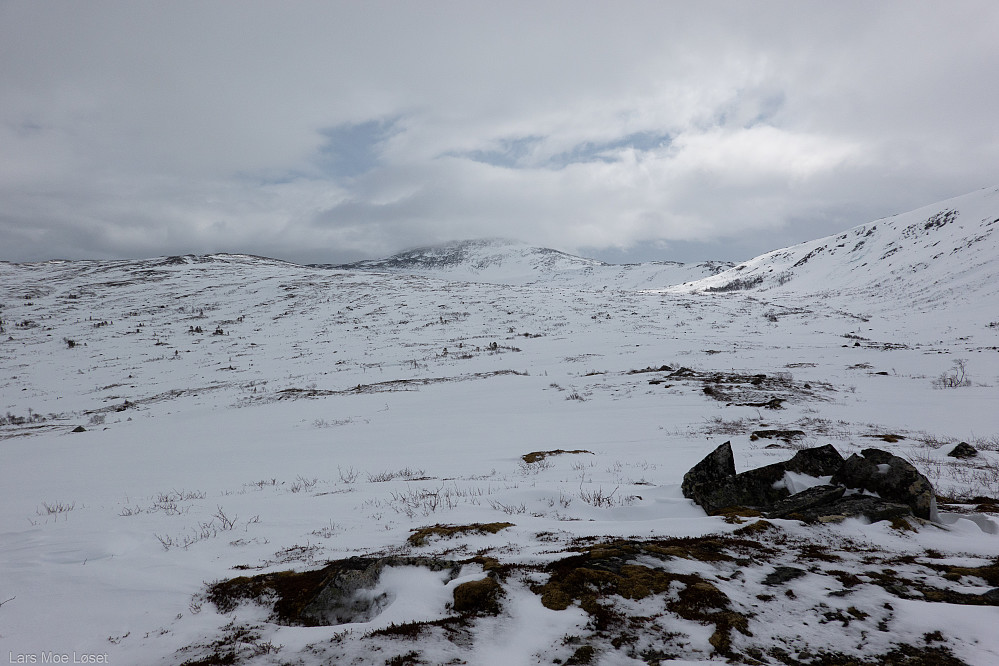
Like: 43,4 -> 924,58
314,119 -> 401,180
2,2 -> 999,264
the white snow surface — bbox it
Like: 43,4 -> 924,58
1,187 -> 999,664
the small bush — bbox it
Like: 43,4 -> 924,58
934,359 -> 971,388
39,501 -> 76,515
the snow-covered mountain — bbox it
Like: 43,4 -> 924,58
329,238 -> 599,273
319,238 -> 734,289
675,187 -> 999,316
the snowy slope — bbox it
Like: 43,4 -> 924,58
1,190 -> 999,665
675,187 -> 999,319
320,237 -> 733,289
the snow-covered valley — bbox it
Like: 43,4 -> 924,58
2,187 -> 999,665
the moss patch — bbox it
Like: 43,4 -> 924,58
937,560 -> 999,587
452,576 -> 503,615
564,644 -> 596,664
407,522 -> 514,547
533,538 -> 755,656
733,519 -> 779,536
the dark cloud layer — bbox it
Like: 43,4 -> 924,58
2,2 -> 998,264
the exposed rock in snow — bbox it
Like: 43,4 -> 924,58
683,443 -> 937,524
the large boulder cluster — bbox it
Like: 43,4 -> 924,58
682,442 -> 937,524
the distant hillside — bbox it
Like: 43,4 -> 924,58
318,238 -> 733,289
673,186 -> 999,316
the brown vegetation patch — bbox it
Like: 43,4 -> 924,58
935,560 -> 999,587
367,616 -> 467,640
452,577 -> 504,615
532,538 -> 762,656
765,644 -> 966,665
564,645 -> 596,664
733,519 -> 779,537
206,556 -> 461,626
177,621 -> 278,666
862,565 -> 999,606
522,449 -> 593,464
407,522 -> 514,547
866,433 -> 905,443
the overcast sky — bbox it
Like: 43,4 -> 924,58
2,1 -> 998,265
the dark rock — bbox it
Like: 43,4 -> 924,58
763,566 -> 807,586
768,485 -> 846,520
767,485 -> 913,523
833,453 -> 879,488
696,461 -> 789,514
856,448 -> 894,465
685,444 -> 845,515
982,588 -> 999,605
71,425 -> 86,433
948,442 -> 978,459
797,495 -> 913,525
299,558 -> 393,625
831,449 -> 935,519
784,444 -> 845,477
681,441 -> 736,510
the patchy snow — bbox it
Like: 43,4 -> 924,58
1,187 -> 998,664
774,472 -> 833,494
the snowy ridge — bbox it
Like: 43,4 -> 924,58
674,187 -> 999,315
329,238 -> 602,274
321,237 -> 734,289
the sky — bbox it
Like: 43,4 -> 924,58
2,1 -> 998,266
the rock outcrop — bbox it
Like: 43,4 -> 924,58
948,442 -> 978,459
682,442 -> 936,525
830,449 -> 936,520
682,442 -> 844,516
